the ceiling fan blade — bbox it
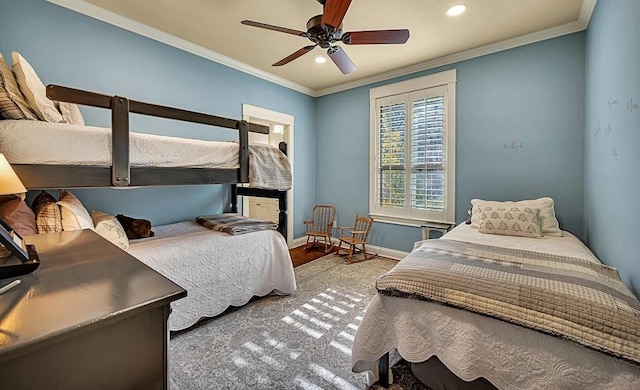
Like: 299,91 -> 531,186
321,0 -> 352,30
241,20 -> 307,37
273,45 -> 317,66
342,29 -> 410,45
327,46 -> 356,74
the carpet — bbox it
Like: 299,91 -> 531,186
169,254 -> 430,389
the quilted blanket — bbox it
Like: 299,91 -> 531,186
376,239 -> 640,364
249,144 -> 291,191
196,213 -> 277,235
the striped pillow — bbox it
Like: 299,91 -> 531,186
0,53 -> 37,120
32,191 -> 62,233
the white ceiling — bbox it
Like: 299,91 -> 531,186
50,0 -> 595,96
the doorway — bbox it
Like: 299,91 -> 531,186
241,104 -> 294,246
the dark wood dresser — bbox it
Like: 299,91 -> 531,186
0,229 -> 186,389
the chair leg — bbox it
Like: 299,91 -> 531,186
324,236 -> 333,253
363,244 -> 377,260
304,235 -> 312,250
347,244 -> 354,262
335,240 -> 343,256
347,244 -> 377,263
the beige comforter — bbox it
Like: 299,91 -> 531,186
376,239 -> 640,364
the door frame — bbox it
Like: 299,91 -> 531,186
241,103 -> 294,246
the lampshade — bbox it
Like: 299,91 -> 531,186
0,153 -> 26,195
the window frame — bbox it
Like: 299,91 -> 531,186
369,69 -> 457,227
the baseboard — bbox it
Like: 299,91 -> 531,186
290,237 -> 307,248
290,236 -> 409,260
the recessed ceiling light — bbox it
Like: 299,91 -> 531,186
314,56 -> 327,64
446,4 -> 467,17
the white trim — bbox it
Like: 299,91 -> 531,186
47,0 -> 595,98
329,238 -> 408,260
241,104 -> 295,245
579,0 -> 598,27
369,69 -> 457,99
316,14 -> 595,96
46,0 -> 315,96
369,70 -> 456,225
370,214 -> 456,228
367,244 -> 408,261
290,236 -> 307,249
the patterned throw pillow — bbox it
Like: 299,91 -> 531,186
477,206 -> 543,238
470,197 -> 562,236
31,191 -> 62,233
0,53 -> 38,120
91,211 -> 129,250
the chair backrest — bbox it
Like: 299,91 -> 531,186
309,204 -> 336,234
352,215 -> 374,242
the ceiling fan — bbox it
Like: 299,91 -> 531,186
241,0 -> 410,75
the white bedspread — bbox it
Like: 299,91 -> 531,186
0,120 -> 291,190
128,221 -> 296,331
352,224 -> 640,389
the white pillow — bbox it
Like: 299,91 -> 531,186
470,197 -> 562,237
0,53 -> 38,120
12,52 -> 64,123
91,211 -> 129,250
477,205 -> 543,238
57,190 -> 94,231
59,101 -> 85,125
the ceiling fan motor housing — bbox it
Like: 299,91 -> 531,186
306,15 -> 342,48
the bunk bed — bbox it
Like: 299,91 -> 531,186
0,84 -> 296,331
2,84 -> 289,238
352,221 -> 640,389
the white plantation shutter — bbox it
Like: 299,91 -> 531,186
411,95 -> 445,212
378,100 -> 406,208
370,70 -> 456,225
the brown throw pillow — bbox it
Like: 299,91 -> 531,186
31,191 -> 62,233
0,195 -> 37,235
115,214 -> 155,239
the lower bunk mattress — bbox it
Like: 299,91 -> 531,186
351,224 -> 640,389
127,221 -> 296,331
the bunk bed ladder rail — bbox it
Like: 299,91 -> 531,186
45,84 -> 264,187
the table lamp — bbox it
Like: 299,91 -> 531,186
0,153 -> 26,196
0,153 -> 39,278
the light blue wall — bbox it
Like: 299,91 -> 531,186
584,0 -> 640,296
0,0 -> 316,238
317,33 -> 586,251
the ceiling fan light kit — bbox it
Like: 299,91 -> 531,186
241,0 -> 410,75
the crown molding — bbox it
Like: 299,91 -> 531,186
46,0 -> 316,96
48,0 -> 597,98
316,1 -> 597,96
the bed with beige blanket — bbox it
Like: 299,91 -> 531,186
352,223 -> 640,389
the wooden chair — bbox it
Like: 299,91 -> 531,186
335,215 -> 377,262
303,204 -> 336,253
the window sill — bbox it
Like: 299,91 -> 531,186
370,214 -> 455,228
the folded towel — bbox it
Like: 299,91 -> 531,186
196,213 -> 277,235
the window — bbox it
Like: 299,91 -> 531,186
369,70 -> 456,226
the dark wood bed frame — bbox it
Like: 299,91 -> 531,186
10,84 -> 289,239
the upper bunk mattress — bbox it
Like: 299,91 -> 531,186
0,120 -> 291,190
